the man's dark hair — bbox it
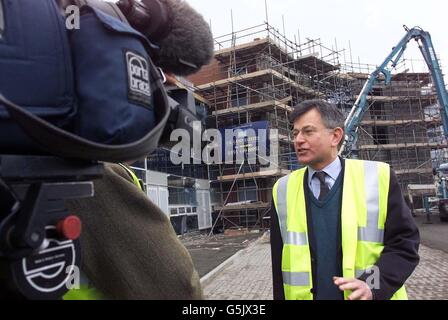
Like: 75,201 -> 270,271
290,99 -> 345,149
290,99 -> 345,130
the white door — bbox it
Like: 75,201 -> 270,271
147,186 -> 158,206
147,186 -> 169,217
158,187 -> 169,216
197,190 -> 212,230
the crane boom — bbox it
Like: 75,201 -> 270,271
340,26 -> 448,156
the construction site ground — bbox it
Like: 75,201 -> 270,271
179,230 -> 262,277
181,215 -> 448,300
414,214 -> 448,253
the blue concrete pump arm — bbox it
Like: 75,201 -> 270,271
339,25 -> 448,156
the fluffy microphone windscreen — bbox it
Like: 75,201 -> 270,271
155,0 -> 214,76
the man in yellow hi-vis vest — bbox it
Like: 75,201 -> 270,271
270,100 -> 420,300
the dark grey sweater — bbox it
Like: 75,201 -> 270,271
308,172 -> 344,300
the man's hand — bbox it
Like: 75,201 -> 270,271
333,277 -> 373,300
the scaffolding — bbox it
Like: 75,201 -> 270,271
189,22 -> 353,232
185,14 -> 448,231
343,59 -> 448,203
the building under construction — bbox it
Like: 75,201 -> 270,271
189,23 -> 352,232
349,69 -> 447,191
188,22 -> 447,232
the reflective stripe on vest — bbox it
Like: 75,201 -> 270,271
273,159 -> 408,300
276,175 -> 308,246
283,271 -> 311,287
358,160 -> 384,243
118,163 -> 143,191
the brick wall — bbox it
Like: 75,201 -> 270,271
188,58 -> 226,85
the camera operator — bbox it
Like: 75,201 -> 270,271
0,0 -> 214,300
64,161 -> 203,300
64,0 -> 213,300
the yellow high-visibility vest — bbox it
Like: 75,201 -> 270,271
63,285 -> 104,300
272,159 -> 408,300
118,163 -> 144,192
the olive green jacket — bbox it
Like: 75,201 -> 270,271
66,163 -> 203,300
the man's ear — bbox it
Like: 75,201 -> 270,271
332,127 -> 344,147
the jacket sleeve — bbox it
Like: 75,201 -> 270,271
65,163 -> 203,300
358,169 -> 420,300
270,201 -> 286,300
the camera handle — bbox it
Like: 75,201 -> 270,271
0,155 -> 103,299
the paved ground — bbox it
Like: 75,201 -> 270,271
406,245 -> 448,299
414,214 -> 448,254
180,231 -> 261,277
201,231 -> 448,300
201,232 -> 273,300
187,214 -> 448,300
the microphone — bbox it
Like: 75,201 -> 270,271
118,0 -> 214,76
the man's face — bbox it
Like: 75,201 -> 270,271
292,108 -> 340,169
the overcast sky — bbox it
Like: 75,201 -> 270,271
187,0 -> 448,73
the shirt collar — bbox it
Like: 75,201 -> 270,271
307,156 -> 342,185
